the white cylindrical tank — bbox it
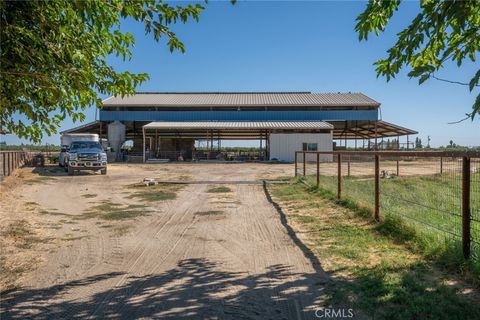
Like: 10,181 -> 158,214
108,121 -> 126,153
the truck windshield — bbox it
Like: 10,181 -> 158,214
70,141 -> 102,150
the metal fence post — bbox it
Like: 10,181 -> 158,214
462,156 -> 471,259
396,158 -> 400,177
316,152 -> 320,187
440,157 -> 443,174
375,155 -> 380,221
337,153 -> 342,199
294,151 -> 298,176
347,155 -> 351,177
303,151 -> 306,176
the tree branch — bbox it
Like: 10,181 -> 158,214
432,74 -> 473,86
0,71 -> 46,77
447,113 -> 473,124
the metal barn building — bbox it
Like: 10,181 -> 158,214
62,92 -> 417,162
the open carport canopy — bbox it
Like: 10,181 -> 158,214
330,120 -> 418,139
142,121 -> 334,140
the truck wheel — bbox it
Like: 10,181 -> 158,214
68,166 -> 74,176
101,168 -> 107,175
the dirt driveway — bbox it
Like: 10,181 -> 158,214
1,163 -> 328,319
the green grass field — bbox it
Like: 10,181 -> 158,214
302,172 -> 480,273
270,182 -> 480,319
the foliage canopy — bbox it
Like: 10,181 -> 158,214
356,0 -> 480,120
0,0 -> 204,142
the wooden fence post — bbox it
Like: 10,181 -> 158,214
337,154 -> 342,199
8,152 -> 12,176
375,155 -> 380,221
303,151 -> 306,176
2,153 -> 6,177
462,156 -> 471,259
316,152 -> 320,187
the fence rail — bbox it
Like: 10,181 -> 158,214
294,150 -> 480,260
0,151 -> 36,180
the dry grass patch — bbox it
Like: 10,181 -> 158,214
110,225 -> 132,236
127,191 -> 176,202
97,223 -> 133,236
79,202 -> 150,221
39,209 -> 71,217
81,193 -> 97,199
125,182 -> 184,202
195,210 -> 225,216
0,256 -> 35,293
0,220 -> 49,292
207,186 -> 232,193
61,235 -> 87,241
25,176 -> 57,185
2,220 -> 50,249
25,201 -> 39,206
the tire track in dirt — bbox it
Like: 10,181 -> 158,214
238,184 -> 297,318
29,185 -> 204,319
12,178 -> 203,319
89,184 -> 207,318
3,163 -> 326,320
114,214 -> 202,319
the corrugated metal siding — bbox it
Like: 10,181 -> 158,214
99,110 -> 378,121
269,133 -> 333,162
143,121 -> 333,130
102,92 -> 380,107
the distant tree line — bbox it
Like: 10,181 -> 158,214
0,143 -> 60,151
347,137 -> 479,151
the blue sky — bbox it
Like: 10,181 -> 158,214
4,1 -> 478,147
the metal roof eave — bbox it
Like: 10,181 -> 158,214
60,120 -> 100,134
143,121 -> 334,130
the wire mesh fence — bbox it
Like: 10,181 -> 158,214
295,150 -> 480,261
471,158 -> 480,261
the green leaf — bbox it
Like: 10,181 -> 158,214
469,69 -> 480,92
0,0 -> 209,142
356,0 -> 480,120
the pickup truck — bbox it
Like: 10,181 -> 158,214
59,133 -> 100,167
66,141 -> 107,175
